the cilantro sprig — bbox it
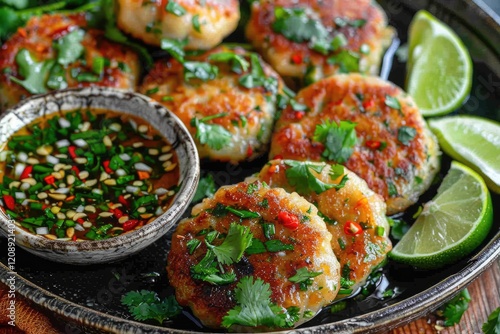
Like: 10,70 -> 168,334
483,307 -> 500,334
221,276 -> 299,329
438,289 -> 471,326
313,120 -> 357,163
192,173 -> 216,203
289,267 -> 323,291
284,160 -> 348,194
121,290 -> 181,325
190,113 -> 232,150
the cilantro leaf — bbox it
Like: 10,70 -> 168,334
121,290 -> 181,325
245,238 -> 266,255
160,38 -> 187,63
192,173 -> 216,203
190,114 -> 231,150
289,267 -> 322,291
272,7 -> 329,45
165,0 -> 186,16
9,49 -> 54,94
211,223 -> 253,265
385,95 -> 401,110
327,50 -> 360,73
46,63 -> 68,90
284,160 -> 337,194
183,61 -> 219,81
313,120 -> 357,163
387,217 -> 410,241
238,53 -> 278,93
221,276 -> 298,329
441,289 -> 471,326
483,307 -> 500,334
208,51 -> 250,73
54,28 -> 85,66
397,126 -> 416,146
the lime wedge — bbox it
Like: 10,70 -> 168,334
428,115 -> 500,194
389,161 -> 493,269
406,10 -> 472,117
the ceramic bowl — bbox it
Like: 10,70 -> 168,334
0,87 -> 200,264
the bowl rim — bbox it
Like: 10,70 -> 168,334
0,87 -> 200,253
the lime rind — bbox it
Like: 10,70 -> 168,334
389,161 -> 493,269
406,10 -> 473,117
429,115 -> 500,194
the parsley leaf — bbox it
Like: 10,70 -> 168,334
221,276 -> 298,329
397,126 -> 416,146
121,290 -> 181,325
210,223 -> 253,265
54,28 -> 85,66
10,49 -> 54,94
190,113 -> 231,150
165,0 -> 186,16
284,160 -> 338,194
289,267 -> 323,291
483,307 -> 500,334
440,289 -> 471,326
313,120 -> 357,163
192,173 -> 216,203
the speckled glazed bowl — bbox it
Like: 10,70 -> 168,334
0,87 -> 200,264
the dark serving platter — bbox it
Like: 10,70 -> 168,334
0,0 -> 499,333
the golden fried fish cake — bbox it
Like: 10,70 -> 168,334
247,159 -> 391,296
140,46 -> 284,163
269,74 -> 441,214
116,0 -> 239,49
245,0 -> 394,85
0,13 -> 140,111
167,181 -> 340,330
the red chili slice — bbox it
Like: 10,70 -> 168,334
344,221 -> 363,236
277,211 -> 300,230
20,165 -> 33,179
291,53 -> 303,64
103,160 -> 113,174
365,140 -> 381,150
44,175 -> 56,185
246,146 -> 253,157
362,99 -> 375,109
68,146 -> 77,159
123,219 -> 139,232
118,195 -> 129,207
113,208 -> 124,218
2,195 -> 15,210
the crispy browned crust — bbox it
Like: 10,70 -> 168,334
245,0 -> 394,82
116,0 -> 240,49
269,74 -> 440,214
140,46 -> 284,163
0,13 -> 140,111
167,181 -> 340,329
250,160 -> 391,293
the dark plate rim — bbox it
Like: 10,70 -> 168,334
1,0 -> 500,333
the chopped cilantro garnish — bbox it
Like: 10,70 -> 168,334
9,49 -> 54,94
440,289 -> 471,326
221,276 -> 299,328
289,267 -> 323,291
238,53 -> 278,93
397,126 -> 417,145
226,206 -> 261,219
272,7 -> 329,45
183,61 -> 219,81
284,160 -> 344,194
246,183 -> 259,194
186,238 -> 201,254
482,306 -> 500,334
54,28 -> 85,66
121,290 -> 181,325
192,173 -> 216,203
190,113 -> 231,150
327,50 -> 360,73
165,0 -> 187,16
192,14 -> 201,32
210,223 -> 253,265
265,239 -> 294,252
387,217 -> 410,241
209,51 -> 250,73
313,120 -> 357,163
384,95 -> 401,110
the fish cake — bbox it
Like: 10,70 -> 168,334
140,46 -> 284,163
269,74 -> 441,214
0,13 -> 140,111
246,0 -> 394,85
116,0 -> 240,49
167,181 -> 340,330
248,159 -> 391,296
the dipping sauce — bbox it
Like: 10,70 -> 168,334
0,108 -> 180,241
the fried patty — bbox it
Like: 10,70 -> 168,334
167,181 -> 340,330
248,159 -> 391,295
0,13 -> 140,111
116,0 -> 240,49
269,74 -> 441,214
246,0 -> 394,85
140,46 -> 284,163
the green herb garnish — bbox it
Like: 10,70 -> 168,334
121,290 -> 181,325
313,120 -> 357,163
